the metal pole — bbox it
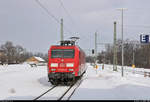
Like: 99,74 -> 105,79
95,32 -> 97,58
113,21 -> 117,71
121,9 -> 124,77
133,49 -> 135,65
117,8 -> 127,76
95,32 -> 98,74
61,18 -> 64,41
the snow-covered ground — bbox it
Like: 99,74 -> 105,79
71,64 -> 150,100
0,63 -> 150,100
0,64 -> 51,100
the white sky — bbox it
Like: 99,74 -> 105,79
0,0 -> 150,54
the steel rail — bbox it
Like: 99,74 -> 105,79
34,85 -> 57,100
57,84 -> 74,100
67,78 -> 84,100
61,74 -> 85,100
34,74 -> 85,100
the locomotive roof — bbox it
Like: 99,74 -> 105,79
50,45 -> 81,50
51,45 -> 77,48
50,40 -> 85,54
50,45 -> 85,55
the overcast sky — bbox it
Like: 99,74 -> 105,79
0,0 -> 150,54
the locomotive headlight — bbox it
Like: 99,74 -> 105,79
68,69 -> 74,71
51,69 -> 56,71
66,63 -> 74,67
51,63 -> 58,67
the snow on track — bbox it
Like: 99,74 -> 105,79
37,86 -> 69,100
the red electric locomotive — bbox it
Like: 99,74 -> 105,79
47,40 -> 86,85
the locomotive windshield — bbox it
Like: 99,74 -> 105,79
51,49 -> 75,58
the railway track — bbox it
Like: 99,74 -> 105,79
61,77 -> 84,100
34,76 -> 84,100
34,85 -> 57,100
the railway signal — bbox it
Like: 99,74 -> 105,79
92,49 -> 94,54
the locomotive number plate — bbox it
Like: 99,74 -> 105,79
58,69 -> 67,71
60,63 -> 65,67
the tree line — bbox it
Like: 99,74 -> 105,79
1,40 -> 150,68
0,41 -> 48,65
86,39 -> 150,68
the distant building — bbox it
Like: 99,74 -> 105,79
26,56 -> 46,66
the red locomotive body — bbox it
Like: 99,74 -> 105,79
47,41 -> 86,85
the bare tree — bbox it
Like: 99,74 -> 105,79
0,50 -> 6,65
97,39 -> 150,68
0,41 -> 16,64
15,45 -> 25,63
0,41 -> 29,64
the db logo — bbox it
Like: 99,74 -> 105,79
60,63 -> 65,67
